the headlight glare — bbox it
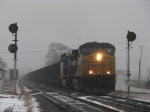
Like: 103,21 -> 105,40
89,70 -> 93,74
97,54 -> 102,61
107,71 -> 110,74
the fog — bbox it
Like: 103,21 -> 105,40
0,0 -> 150,79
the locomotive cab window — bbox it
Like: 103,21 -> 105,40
108,49 -> 113,53
108,48 -> 115,55
82,47 -> 98,53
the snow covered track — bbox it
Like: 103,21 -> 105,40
23,81 -> 150,112
42,92 -> 104,112
90,95 -> 150,112
44,92 -> 122,112
23,82 -> 120,111
107,95 -> 150,111
42,92 -> 83,112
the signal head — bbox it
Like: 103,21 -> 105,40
9,23 -> 18,33
127,31 -> 136,42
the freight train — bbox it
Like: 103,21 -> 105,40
23,42 -> 116,94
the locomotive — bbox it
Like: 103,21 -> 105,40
23,42 -> 116,94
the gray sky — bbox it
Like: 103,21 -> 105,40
0,0 -> 150,79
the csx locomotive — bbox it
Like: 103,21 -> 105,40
23,42 -> 116,94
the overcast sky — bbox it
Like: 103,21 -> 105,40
0,0 -> 150,79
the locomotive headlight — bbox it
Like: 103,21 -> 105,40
97,54 -> 102,61
107,71 -> 110,74
89,70 -> 93,74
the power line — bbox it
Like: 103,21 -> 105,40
113,40 -> 150,44
1,39 -> 150,46
18,51 -> 48,53
0,43 -> 49,46
0,50 -> 48,53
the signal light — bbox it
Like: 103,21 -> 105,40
8,44 -> 18,53
127,31 -> 136,42
9,23 -> 18,33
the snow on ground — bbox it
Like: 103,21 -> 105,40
116,75 -> 150,93
31,97 -> 40,112
114,75 -> 150,102
0,94 -> 27,112
0,87 -> 40,112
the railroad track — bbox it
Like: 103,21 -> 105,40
106,95 -> 150,112
85,95 -> 150,112
23,81 -> 121,112
23,81 -> 150,112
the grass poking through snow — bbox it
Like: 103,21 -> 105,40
4,81 -> 33,112
19,84 -> 33,112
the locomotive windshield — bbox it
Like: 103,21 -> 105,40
79,42 -> 115,56
81,47 -> 115,55
82,47 -> 98,53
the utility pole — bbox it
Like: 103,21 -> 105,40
138,46 -> 143,84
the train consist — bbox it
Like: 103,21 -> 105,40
23,42 -> 116,94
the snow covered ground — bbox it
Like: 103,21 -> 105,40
114,75 -> 150,102
0,94 -> 39,112
0,94 -> 26,112
0,87 -> 40,112
116,75 -> 150,93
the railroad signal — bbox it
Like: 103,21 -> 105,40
8,44 -> 18,53
9,23 -> 18,33
126,30 -> 136,97
8,23 -> 18,93
127,31 -> 136,42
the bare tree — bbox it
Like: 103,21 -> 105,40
45,43 -> 71,66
